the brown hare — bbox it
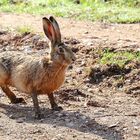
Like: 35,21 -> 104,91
0,16 -> 76,119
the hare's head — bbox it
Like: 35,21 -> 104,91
43,16 -> 76,66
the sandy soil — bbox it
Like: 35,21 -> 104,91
0,13 -> 140,140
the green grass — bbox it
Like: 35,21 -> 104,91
0,0 -> 140,23
100,50 -> 140,67
16,25 -> 33,34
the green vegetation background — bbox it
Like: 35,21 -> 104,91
0,0 -> 140,23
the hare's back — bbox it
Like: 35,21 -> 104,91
0,51 -> 24,83
0,51 -> 42,93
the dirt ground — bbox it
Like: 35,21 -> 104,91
0,13 -> 140,140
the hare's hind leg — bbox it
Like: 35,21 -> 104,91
1,86 -> 26,104
48,93 -> 63,111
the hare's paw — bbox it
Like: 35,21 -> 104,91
52,106 -> 63,111
11,97 -> 26,104
34,113 -> 44,120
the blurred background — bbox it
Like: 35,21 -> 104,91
0,0 -> 140,23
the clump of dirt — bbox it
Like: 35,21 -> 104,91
0,32 -> 49,51
86,62 -> 140,94
55,89 -> 86,103
126,85 -> 140,96
64,37 -> 80,45
88,64 -> 131,84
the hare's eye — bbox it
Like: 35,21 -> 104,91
59,47 -> 64,53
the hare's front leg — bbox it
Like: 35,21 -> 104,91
31,92 -> 43,119
1,86 -> 25,104
48,93 -> 63,111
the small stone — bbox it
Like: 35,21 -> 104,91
81,116 -> 87,120
85,100 -> 101,107
123,127 -> 128,131
23,45 -> 33,53
68,65 -> 73,69
52,125 -> 56,128
66,122 -> 74,127
65,118 -> 71,123
84,31 -> 89,34
32,34 -> 41,41
9,114 -> 15,119
57,113 -> 64,117
6,131 -> 12,135
16,117 -> 25,123
52,134 -> 63,140
51,138 -> 57,140
32,129 -> 42,134
134,126 -> 139,130
87,88 -> 94,93
109,122 -> 119,128
73,135 -> 77,138
76,68 -> 82,74
94,111 -> 103,116
0,124 -> 3,128
39,118 -> 45,122
80,61 -> 86,66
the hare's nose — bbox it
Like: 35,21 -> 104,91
72,58 -> 75,62
72,56 -> 76,62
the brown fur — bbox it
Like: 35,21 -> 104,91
0,51 -> 67,94
0,16 -> 75,119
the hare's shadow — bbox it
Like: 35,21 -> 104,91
0,102 -> 123,140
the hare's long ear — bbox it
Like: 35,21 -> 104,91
49,16 -> 61,43
42,17 -> 56,44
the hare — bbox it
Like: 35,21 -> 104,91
0,16 -> 76,119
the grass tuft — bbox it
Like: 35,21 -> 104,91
100,50 -> 140,67
16,25 -> 33,34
